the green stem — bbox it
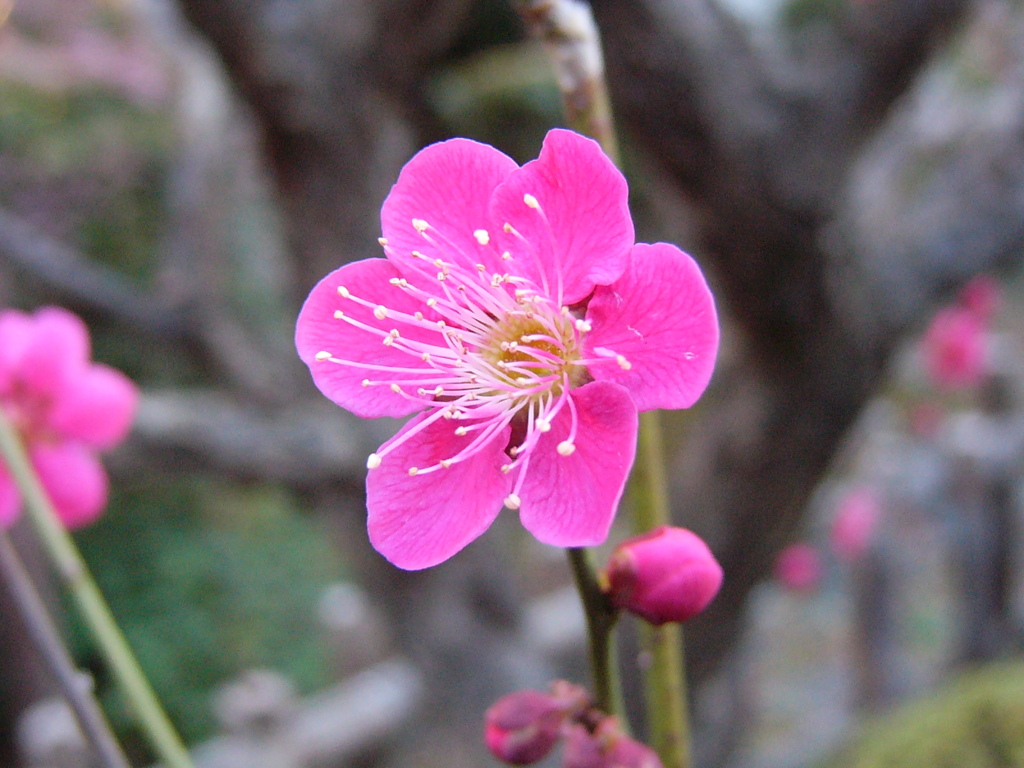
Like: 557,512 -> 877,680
630,411 -> 691,768
0,411 -> 195,768
566,547 -> 622,717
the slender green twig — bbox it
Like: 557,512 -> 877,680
0,527 -> 131,768
631,411 -> 691,768
566,547 -> 622,716
516,3 -> 693,762
0,411 -> 195,768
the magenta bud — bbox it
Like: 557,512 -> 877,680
603,526 -> 723,625
604,737 -> 664,768
562,724 -> 605,768
484,689 -> 569,765
563,719 -> 664,768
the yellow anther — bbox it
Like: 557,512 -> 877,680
337,285 -> 351,298
523,193 -> 540,209
314,351 -> 332,361
408,467 -> 419,476
412,219 -> 429,233
378,237 -> 388,246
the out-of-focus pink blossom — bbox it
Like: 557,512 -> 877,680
773,543 -> 822,594
485,682 -> 589,765
603,526 -> 722,625
958,274 -> 1000,323
830,486 -> 881,564
296,129 -> 719,569
922,305 -> 987,391
0,307 -> 138,529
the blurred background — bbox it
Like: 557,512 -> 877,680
2,0 -> 1024,766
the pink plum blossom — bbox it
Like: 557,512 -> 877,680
958,274 -> 1000,323
773,542 -> 823,594
0,307 -> 138,529
830,486 -> 881,564
922,305 -> 987,391
296,129 -> 719,569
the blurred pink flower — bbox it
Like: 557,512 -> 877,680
0,307 -> 138,529
958,274 -> 1000,323
922,305 -> 986,391
773,543 -> 822,593
296,129 -> 719,569
830,486 -> 881,564
603,526 -> 723,624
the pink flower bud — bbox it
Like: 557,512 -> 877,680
603,526 -> 723,625
563,719 -> 664,768
773,543 -> 822,594
484,683 -> 588,765
605,737 -> 663,768
563,724 -> 605,768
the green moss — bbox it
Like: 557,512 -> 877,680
820,662 -> 1024,768
68,477 -> 346,747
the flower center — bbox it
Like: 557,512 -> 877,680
312,211 -> 629,510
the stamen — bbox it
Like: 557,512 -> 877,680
367,453 -> 382,469
557,441 -> 576,456
523,194 -> 540,210
314,351 -> 331,361
374,305 -> 387,320
616,354 -> 631,370
575,319 -> 592,332
474,229 -> 490,245
504,493 -> 521,510
408,467 -> 419,476
337,286 -> 351,298
378,237 -> 388,246
412,219 -> 429,233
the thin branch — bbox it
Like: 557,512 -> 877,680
0,528 -> 131,768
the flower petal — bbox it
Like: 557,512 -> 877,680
380,138 -> 519,278
12,307 -> 91,398
366,413 -> 511,570
47,365 -> 139,449
491,129 -> 633,304
584,242 -> 719,411
517,381 -> 637,547
0,310 -> 31,394
30,442 -> 109,530
0,464 -> 21,527
296,258 -> 445,418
